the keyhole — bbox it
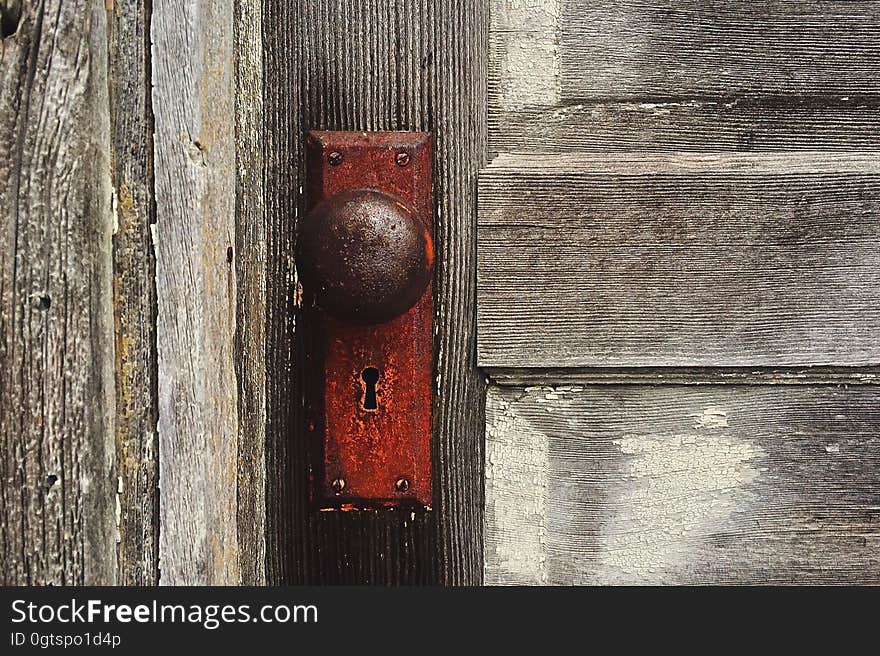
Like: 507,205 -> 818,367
361,367 -> 380,410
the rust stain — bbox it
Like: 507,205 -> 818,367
303,131 -> 434,510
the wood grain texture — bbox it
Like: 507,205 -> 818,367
478,152 -> 880,369
489,98 -> 880,156
482,0 -> 880,588
152,0 -> 265,584
263,0 -> 488,584
0,0 -> 117,584
108,0 -> 159,586
561,0 -> 880,99
233,0 -> 266,587
488,1 -> 880,156
489,367 -> 880,387
261,0 -> 297,586
485,384 -> 880,584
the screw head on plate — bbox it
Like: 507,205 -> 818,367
328,151 -> 343,166
395,151 -> 410,167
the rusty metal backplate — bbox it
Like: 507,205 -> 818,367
304,131 -> 433,509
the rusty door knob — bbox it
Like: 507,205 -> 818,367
297,188 -> 434,324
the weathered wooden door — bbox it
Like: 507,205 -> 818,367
480,0 -> 880,583
2,0 -> 879,586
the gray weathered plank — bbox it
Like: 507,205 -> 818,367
488,0 -> 880,156
152,0 -> 265,584
561,1 -> 880,99
485,384 -> 880,585
263,0 -> 488,584
108,0 -> 160,586
489,367 -> 880,387
0,0 -> 117,584
489,98 -> 880,156
478,152 -> 880,369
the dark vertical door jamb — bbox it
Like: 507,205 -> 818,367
262,1 -> 488,585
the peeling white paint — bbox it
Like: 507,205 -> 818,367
529,385 -> 582,401
115,476 -> 123,544
491,0 -> 560,107
617,99 -> 706,114
596,431 -> 764,584
484,383 -> 877,585
110,187 -> 119,235
691,407 -> 729,429
485,390 -> 549,585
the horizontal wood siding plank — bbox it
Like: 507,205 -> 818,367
488,1 -> 880,156
489,98 -> 880,155
561,1 -> 880,99
488,367 -> 880,387
485,384 -> 880,584
477,152 -> 880,368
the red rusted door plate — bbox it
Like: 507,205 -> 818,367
304,131 -> 433,509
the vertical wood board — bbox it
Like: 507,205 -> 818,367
0,0 -> 117,585
152,0 -> 265,584
108,0 -> 161,586
263,0 -> 488,584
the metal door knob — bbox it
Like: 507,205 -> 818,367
297,188 -> 434,324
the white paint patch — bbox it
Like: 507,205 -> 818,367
111,187 -> 119,235
825,443 -> 841,454
484,388 -> 549,585
491,0 -> 560,107
596,431 -> 764,584
691,407 -> 729,429
529,385 -> 583,400
115,476 -> 123,544
530,385 -> 584,412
